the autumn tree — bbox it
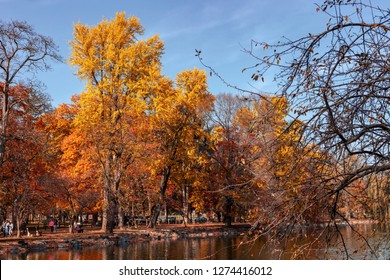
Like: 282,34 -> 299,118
0,84 -> 54,237
205,94 -> 255,226
69,13 -> 165,233
237,96 -> 331,233
241,0 -> 390,227
42,96 -> 101,229
0,19 -> 61,167
204,94 -> 323,228
120,158 -> 158,225
172,151 -> 210,225
148,68 -> 214,228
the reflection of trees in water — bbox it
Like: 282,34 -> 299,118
7,224 -> 387,260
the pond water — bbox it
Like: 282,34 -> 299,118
5,224 -> 390,260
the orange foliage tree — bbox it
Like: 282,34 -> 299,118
0,84 -> 54,237
42,96 -> 101,228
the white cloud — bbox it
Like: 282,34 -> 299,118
154,1 -> 264,41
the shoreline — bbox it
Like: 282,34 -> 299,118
0,220 -> 378,258
0,223 -> 251,258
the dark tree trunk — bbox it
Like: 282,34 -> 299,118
149,204 -> 161,229
102,186 -> 116,233
118,207 -> 124,230
224,195 -> 234,227
101,153 -> 121,234
149,166 -> 171,228
0,84 -> 10,167
182,185 -> 189,226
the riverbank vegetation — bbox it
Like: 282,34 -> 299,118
0,0 -> 389,258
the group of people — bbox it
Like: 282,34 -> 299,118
1,218 -> 85,236
1,220 -> 14,237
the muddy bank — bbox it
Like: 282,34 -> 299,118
0,224 -> 251,258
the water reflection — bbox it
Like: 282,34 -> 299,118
4,224 -> 389,260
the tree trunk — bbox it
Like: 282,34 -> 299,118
118,207 -> 124,230
12,201 -> 26,238
345,192 -> 351,220
101,186 -> 116,233
182,185 -> 189,226
101,153 -> 120,234
16,219 -> 20,237
163,201 -> 168,223
149,203 -> 161,228
101,187 -> 109,232
0,86 -> 10,167
147,191 -> 152,218
224,195 -> 234,227
149,166 -> 171,228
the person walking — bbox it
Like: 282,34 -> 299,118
8,221 -> 13,236
54,218 -> 58,233
4,221 -> 9,237
49,219 -> 54,233
21,221 -> 27,236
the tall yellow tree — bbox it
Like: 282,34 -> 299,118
148,68 -> 214,228
69,12 -> 165,233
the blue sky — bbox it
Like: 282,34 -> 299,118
2,0 -> 387,106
